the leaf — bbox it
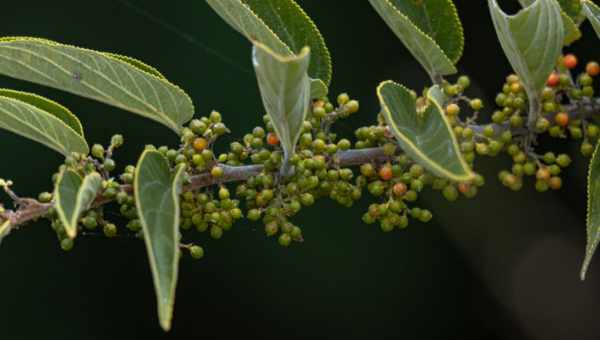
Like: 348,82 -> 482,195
0,37 -> 193,133
488,0 -> 564,119
368,0 -> 461,80
583,0 -> 600,39
518,0 -> 582,45
377,81 -> 474,182
0,219 -> 11,246
134,150 -> 186,331
252,42 -> 310,167
558,0 -> 585,23
206,0 -> 331,95
54,170 -> 103,239
310,78 -> 328,99
0,93 -> 89,156
0,89 -> 84,136
582,142 -> 600,280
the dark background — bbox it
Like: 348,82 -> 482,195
0,0 -> 599,339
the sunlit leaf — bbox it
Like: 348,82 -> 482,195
0,93 -> 89,156
489,0 -> 564,119
519,0 -> 582,45
54,170 -> 103,239
377,81 -> 474,182
206,0 -> 331,96
252,42 -> 310,168
368,0 -> 462,80
0,37 -> 194,133
582,142 -> 600,280
135,150 -> 186,331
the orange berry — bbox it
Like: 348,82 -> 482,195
267,132 -> 279,146
546,72 -> 560,87
549,176 -> 562,190
536,168 -> 551,181
563,54 -> 578,69
554,112 -> 569,127
458,182 -> 471,194
587,61 -> 600,77
192,137 -> 208,152
379,165 -> 393,181
392,182 -> 407,196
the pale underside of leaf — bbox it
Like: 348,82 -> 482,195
135,151 -> 186,331
377,81 -> 473,182
0,95 -> 89,156
55,170 -> 103,239
488,0 -> 564,121
206,0 -> 330,97
0,37 -> 194,133
0,88 -> 84,136
583,0 -> 600,39
252,42 -> 311,165
368,0 -> 457,80
582,142 -> 600,280
519,0 -> 582,45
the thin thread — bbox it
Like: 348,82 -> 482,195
115,0 -> 252,75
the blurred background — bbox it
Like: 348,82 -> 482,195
1,0 -> 599,339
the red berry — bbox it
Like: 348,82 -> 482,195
587,61 -> 600,77
563,54 -> 578,69
458,182 -> 471,194
546,72 -> 560,87
267,132 -> 279,146
555,112 -> 569,127
379,165 -> 393,181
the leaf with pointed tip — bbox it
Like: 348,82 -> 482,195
135,150 -> 186,331
54,170 -> 102,239
0,94 -> 89,156
583,0 -> 600,39
582,142 -> 600,280
0,220 -> 11,246
489,0 -> 564,119
206,0 -> 331,97
368,0 -> 462,79
252,42 -> 310,165
0,37 -> 193,133
377,81 -> 474,182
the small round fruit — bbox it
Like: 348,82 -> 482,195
378,165 -> 393,181
193,137 -> 208,152
267,132 -> 279,146
392,183 -> 407,197
563,54 -> 578,69
549,176 -> 562,190
547,72 -> 560,87
211,166 -> 224,178
536,168 -> 551,181
189,245 -> 204,259
555,112 -> 569,127
587,61 -> 600,76
446,103 -> 460,116
278,233 -> 292,247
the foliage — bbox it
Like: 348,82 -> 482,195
0,0 -> 599,332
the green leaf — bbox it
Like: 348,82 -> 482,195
0,37 -> 194,133
559,0 -> 585,23
518,0 -> 582,45
54,170 -> 102,239
0,93 -> 89,156
368,0 -> 462,80
310,78 -> 328,99
206,0 -> 331,95
0,219 -> 11,246
377,81 -> 474,182
583,0 -> 600,39
0,89 -> 84,136
134,150 -> 186,331
252,42 -> 310,168
582,142 -> 600,280
489,0 -> 564,122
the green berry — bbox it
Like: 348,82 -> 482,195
91,144 -> 105,159
38,192 -> 53,203
278,233 -> 292,247
556,154 -> 571,168
103,223 -> 117,238
189,245 -> 204,259
60,238 -> 74,251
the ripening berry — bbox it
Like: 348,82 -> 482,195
547,72 -> 560,87
193,137 -> 208,152
446,103 -> 460,116
266,132 -> 279,146
345,100 -> 360,114
549,176 -> 562,190
563,54 -> 578,69
536,168 -> 551,181
458,182 -> 470,194
337,93 -> 350,106
587,61 -> 600,76
392,182 -> 407,197
555,112 -> 569,127
378,165 -> 393,181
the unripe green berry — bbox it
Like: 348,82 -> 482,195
91,144 -> 105,159
189,245 -> 204,259
38,192 -> 53,203
103,223 -> 117,238
278,233 -> 292,247
111,134 -> 124,148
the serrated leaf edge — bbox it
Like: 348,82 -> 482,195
582,141 -> 600,280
